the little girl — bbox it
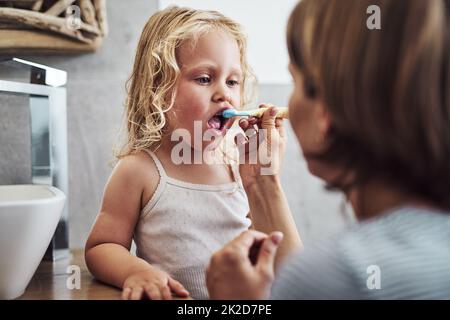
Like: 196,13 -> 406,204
85,6 -> 257,300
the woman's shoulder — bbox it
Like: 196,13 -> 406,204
340,206 -> 450,252
270,233 -> 362,299
271,206 -> 450,299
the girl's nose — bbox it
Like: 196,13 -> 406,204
212,84 -> 231,103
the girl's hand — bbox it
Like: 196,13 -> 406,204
121,266 -> 189,300
235,104 -> 287,190
206,230 -> 283,300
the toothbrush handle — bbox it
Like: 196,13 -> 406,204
246,107 -> 289,119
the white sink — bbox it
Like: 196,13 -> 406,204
0,184 -> 65,299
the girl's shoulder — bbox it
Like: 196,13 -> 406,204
116,151 -> 158,176
115,151 -> 160,208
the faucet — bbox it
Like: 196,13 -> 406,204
0,57 -> 69,261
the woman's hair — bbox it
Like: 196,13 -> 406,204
287,0 -> 450,209
116,6 -> 255,158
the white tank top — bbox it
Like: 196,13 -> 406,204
133,150 -> 251,299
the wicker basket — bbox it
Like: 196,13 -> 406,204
0,0 -> 108,53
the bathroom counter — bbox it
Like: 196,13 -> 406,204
18,249 -> 191,300
18,249 -> 122,300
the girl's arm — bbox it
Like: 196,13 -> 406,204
85,154 -> 154,287
85,153 -> 188,299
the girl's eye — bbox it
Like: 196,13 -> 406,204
196,76 -> 211,84
227,80 -> 240,87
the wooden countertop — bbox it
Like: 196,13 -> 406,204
18,249 -> 122,300
18,249 -> 190,300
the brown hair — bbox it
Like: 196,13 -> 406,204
287,0 -> 450,209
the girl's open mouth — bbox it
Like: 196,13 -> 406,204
207,112 -> 231,132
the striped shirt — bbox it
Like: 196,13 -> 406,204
271,206 -> 450,299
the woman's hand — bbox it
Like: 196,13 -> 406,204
235,104 -> 287,190
206,230 -> 283,300
121,265 -> 189,300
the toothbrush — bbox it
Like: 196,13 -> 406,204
222,107 -> 289,119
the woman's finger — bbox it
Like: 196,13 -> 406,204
239,117 -> 258,130
168,278 -> 190,297
238,118 -> 250,131
248,117 -> 258,126
256,232 -> 283,278
244,125 -> 258,139
248,238 -> 264,265
210,231 -> 268,270
234,132 -> 247,145
275,118 -> 283,127
275,118 -> 286,139
230,230 -> 269,252
260,107 -> 278,130
234,132 -> 250,162
245,127 -> 260,154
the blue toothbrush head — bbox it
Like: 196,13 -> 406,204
221,109 -> 238,118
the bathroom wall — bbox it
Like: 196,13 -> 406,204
0,0 -> 352,249
159,0 -> 298,84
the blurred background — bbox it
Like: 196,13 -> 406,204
0,0 -> 352,249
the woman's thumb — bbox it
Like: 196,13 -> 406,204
256,231 -> 283,275
261,107 -> 278,130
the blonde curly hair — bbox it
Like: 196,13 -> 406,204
116,6 -> 256,159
